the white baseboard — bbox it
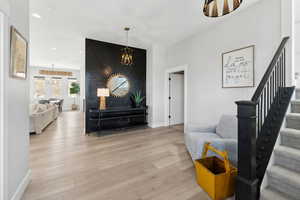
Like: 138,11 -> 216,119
11,170 -> 31,200
149,122 -> 166,128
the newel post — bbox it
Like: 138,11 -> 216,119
235,101 -> 259,200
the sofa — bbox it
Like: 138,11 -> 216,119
185,115 -> 238,166
29,103 -> 59,134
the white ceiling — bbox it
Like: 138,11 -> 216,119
30,0 -> 260,70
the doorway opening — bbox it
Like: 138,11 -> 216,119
168,71 -> 184,126
165,65 -> 188,132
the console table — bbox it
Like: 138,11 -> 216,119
88,107 -> 147,135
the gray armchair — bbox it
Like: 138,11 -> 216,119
185,115 -> 238,166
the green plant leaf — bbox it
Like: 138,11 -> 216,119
70,82 -> 80,95
131,90 -> 145,105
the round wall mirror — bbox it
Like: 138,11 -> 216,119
107,74 -> 130,97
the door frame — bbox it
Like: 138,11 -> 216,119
164,65 -> 188,132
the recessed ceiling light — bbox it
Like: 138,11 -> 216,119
32,13 -> 41,19
51,48 -> 57,51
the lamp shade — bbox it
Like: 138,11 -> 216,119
97,88 -> 110,97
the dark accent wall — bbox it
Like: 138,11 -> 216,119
85,39 -> 147,133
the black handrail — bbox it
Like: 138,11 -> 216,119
252,37 -> 289,102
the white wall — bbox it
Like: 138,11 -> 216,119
147,45 -> 168,128
146,48 -> 153,125
0,0 -> 30,199
295,23 -> 300,87
296,52 -> 300,87
0,11 -> 7,200
80,43 -> 86,112
281,0 -> 295,87
0,1 -> 10,15
149,0 -> 282,129
29,66 -> 81,111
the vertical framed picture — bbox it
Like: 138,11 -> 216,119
10,26 -> 28,79
222,45 -> 255,88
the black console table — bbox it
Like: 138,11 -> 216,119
88,107 -> 147,134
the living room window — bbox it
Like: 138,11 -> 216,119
33,76 -> 46,99
68,79 -> 78,97
51,78 -> 62,98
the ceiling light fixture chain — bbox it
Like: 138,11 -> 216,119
121,27 -> 134,66
126,28 -> 129,47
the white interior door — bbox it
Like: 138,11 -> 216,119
169,73 -> 184,125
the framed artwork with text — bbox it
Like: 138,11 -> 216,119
222,45 -> 255,88
10,26 -> 28,79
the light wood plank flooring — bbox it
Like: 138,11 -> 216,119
22,111 -> 210,200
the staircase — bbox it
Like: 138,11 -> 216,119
235,37 -> 298,200
261,88 -> 300,200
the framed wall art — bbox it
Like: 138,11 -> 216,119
222,45 -> 255,88
10,26 -> 28,79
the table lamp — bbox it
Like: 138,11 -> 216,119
97,88 -> 110,110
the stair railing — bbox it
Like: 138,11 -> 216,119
235,37 -> 295,200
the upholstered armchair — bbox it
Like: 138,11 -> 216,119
185,115 -> 238,166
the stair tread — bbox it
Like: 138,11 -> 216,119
281,128 -> 300,138
286,113 -> 300,118
261,187 -> 292,200
268,166 -> 300,199
291,100 -> 300,104
275,145 -> 300,160
269,165 -> 300,185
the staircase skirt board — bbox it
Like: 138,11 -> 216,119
267,166 -> 300,200
255,87 -> 295,182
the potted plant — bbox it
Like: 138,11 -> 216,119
69,82 -> 80,110
131,91 -> 145,108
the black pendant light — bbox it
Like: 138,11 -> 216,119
121,27 -> 134,66
203,0 -> 243,17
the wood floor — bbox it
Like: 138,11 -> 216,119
22,111 -> 210,200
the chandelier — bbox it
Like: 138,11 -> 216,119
121,27 -> 134,66
203,0 -> 243,17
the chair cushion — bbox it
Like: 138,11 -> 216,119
224,139 -> 238,166
184,132 -> 222,160
216,115 -> 237,139
36,104 -> 47,113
